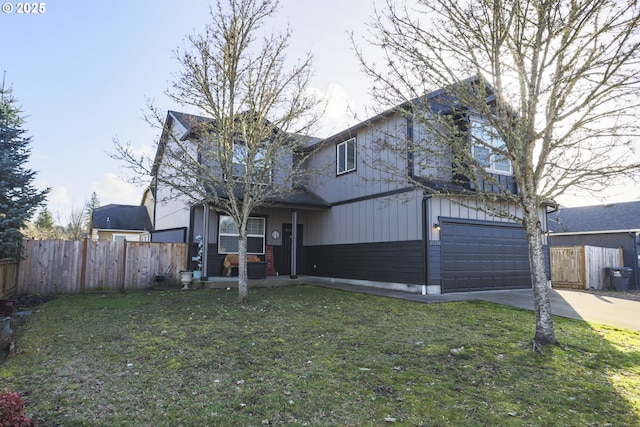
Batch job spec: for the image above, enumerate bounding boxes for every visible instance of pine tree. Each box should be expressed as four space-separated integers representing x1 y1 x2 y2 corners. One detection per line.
34 206 55 231
84 191 100 231
0 85 49 259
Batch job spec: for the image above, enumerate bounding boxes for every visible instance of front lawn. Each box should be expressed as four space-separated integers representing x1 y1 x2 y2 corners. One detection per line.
1 285 639 426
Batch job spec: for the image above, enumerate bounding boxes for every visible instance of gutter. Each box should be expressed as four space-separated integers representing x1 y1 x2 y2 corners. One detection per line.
550 229 640 237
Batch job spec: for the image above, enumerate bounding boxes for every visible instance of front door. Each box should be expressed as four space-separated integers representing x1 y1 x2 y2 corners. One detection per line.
282 223 303 275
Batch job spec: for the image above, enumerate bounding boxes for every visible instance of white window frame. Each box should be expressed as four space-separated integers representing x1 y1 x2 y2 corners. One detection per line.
336 137 356 175
470 118 512 175
218 215 266 254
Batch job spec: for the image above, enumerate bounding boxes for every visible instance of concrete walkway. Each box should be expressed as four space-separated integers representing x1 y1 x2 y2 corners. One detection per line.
312 282 640 332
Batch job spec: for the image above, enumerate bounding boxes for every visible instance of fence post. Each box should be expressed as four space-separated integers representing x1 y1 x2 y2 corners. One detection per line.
80 238 88 294
1 260 6 297
580 245 587 289
121 240 128 292
619 246 624 266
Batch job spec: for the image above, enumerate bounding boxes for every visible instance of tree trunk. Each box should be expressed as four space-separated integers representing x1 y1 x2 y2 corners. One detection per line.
523 208 557 345
237 232 249 302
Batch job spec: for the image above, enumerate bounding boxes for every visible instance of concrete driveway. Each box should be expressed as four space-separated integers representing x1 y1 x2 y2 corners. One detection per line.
433 288 640 332
314 283 640 332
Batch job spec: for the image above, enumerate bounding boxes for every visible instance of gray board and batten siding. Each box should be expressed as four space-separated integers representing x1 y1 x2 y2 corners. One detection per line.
302 116 426 284
301 113 542 292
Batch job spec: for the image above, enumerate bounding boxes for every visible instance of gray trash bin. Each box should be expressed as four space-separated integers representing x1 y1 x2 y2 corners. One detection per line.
606 267 633 291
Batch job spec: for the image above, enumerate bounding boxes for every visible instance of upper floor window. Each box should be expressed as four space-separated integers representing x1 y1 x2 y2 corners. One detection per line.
470 119 512 174
337 137 356 175
231 143 269 182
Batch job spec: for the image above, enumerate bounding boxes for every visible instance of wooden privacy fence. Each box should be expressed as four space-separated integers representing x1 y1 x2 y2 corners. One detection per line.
14 239 187 295
550 245 622 290
1 259 19 298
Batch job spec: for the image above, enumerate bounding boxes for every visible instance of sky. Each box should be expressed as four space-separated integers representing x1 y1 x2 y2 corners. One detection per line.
2 0 639 224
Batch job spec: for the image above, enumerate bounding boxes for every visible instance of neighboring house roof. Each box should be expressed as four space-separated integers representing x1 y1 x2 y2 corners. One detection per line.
548 201 640 233
92 204 153 231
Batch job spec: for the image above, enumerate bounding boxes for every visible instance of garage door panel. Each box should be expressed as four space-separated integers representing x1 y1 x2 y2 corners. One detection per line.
441 221 531 293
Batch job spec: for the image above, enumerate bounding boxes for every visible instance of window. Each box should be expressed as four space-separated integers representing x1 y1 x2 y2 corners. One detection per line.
470 119 512 174
336 137 356 175
231 143 269 182
232 143 248 179
218 215 266 254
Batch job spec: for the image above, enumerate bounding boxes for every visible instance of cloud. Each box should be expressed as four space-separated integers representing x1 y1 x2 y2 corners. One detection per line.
93 172 145 207
35 180 76 223
309 83 368 138
44 185 74 221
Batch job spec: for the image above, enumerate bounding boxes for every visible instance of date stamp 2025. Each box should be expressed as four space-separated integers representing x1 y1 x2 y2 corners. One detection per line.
2 3 46 14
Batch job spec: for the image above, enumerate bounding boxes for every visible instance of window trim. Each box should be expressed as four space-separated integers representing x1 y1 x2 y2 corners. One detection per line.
336 137 356 175
217 215 266 255
470 118 512 175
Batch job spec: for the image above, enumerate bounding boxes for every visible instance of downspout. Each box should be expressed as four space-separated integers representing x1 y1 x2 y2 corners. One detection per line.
202 204 210 279
290 209 298 279
543 202 559 281
422 195 432 295
188 206 196 270
152 176 158 240
634 232 639 291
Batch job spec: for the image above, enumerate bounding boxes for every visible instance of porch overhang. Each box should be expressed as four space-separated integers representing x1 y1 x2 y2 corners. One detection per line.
203 186 331 211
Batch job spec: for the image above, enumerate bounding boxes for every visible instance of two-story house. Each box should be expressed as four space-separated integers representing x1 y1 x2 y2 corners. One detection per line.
150 85 551 294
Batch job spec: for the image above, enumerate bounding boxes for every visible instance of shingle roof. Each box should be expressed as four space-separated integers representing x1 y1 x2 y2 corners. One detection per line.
548 201 640 233
210 186 330 210
306 75 493 150
264 187 330 209
169 110 213 138
92 204 152 231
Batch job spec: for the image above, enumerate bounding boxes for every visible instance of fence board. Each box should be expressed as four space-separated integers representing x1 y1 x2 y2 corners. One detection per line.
0 259 19 297
551 245 622 289
585 245 623 291
12 239 187 295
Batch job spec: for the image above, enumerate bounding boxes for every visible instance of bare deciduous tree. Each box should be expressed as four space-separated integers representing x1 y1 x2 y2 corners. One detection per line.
64 205 88 241
113 0 322 301
355 0 640 345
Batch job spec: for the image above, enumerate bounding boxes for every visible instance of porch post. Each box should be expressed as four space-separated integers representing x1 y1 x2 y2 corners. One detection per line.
202 204 209 279
290 209 298 279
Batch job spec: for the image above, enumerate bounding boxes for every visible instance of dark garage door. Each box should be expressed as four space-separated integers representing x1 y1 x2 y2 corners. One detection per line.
440 219 531 293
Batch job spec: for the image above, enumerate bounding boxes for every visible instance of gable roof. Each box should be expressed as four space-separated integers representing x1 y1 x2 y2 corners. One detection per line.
92 204 152 231
151 111 213 176
548 201 640 233
169 110 213 139
152 111 322 174
306 75 494 150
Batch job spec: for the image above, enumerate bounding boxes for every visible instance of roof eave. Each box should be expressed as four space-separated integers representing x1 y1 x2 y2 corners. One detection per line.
549 229 640 236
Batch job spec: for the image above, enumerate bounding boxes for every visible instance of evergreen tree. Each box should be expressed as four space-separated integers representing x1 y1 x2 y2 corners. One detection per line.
0 85 49 259
34 206 54 231
84 191 100 230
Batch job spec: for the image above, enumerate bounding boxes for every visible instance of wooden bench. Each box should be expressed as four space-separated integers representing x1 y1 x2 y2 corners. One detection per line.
222 254 266 279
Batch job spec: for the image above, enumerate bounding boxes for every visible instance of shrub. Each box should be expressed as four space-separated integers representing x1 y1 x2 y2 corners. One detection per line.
0 390 31 427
